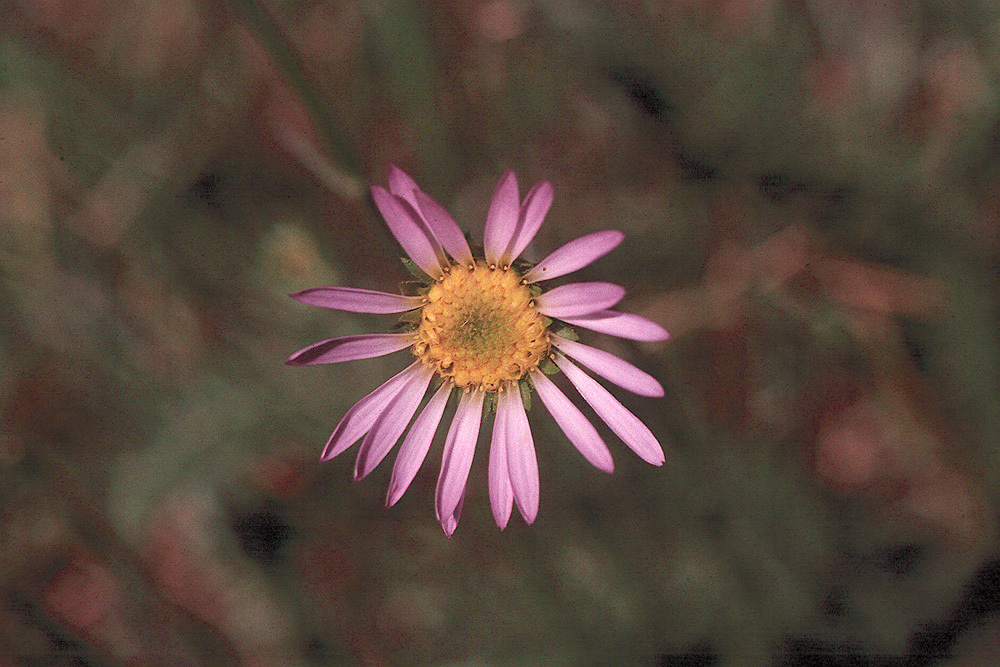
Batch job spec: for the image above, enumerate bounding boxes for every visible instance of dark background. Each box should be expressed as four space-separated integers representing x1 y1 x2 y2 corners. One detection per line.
3 0 1000 664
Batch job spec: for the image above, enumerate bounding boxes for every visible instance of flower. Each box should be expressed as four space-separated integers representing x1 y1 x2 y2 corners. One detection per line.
286 167 669 535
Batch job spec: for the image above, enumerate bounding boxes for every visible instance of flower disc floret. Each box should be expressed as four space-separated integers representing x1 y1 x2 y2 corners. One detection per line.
414 261 549 391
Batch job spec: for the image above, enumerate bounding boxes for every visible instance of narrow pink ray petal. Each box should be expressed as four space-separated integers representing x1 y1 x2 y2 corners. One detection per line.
550 334 664 397
435 390 485 530
387 164 421 206
483 171 520 266
371 185 444 279
534 282 626 319
383 168 453 267
290 286 423 314
522 230 624 283
553 354 665 466
414 190 475 266
355 365 435 480
386 381 453 507
285 333 415 366
321 361 421 461
488 391 513 529
529 370 614 473
503 180 553 265
504 385 539 524
559 310 670 342
439 491 465 537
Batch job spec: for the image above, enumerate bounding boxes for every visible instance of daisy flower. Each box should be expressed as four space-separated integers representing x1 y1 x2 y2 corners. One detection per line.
287 167 669 535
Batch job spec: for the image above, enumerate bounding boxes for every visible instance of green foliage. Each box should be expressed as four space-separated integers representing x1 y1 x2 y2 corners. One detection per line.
553 326 578 342
538 357 560 376
400 256 433 283
519 379 532 413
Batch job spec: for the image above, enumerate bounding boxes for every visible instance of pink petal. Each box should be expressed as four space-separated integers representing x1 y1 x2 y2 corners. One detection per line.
386 381 453 507
504 386 538 524
415 190 475 266
435 390 485 531
387 164 421 206
440 492 465 537
559 310 670 342
550 334 664 397
483 171 520 266
354 365 435 480
553 354 665 466
529 370 614 473
534 282 626 318
290 286 423 314
488 391 513 529
522 230 624 283
321 361 422 461
285 333 415 366
371 185 444 279
503 180 553 265
380 165 456 266
383 168 453 268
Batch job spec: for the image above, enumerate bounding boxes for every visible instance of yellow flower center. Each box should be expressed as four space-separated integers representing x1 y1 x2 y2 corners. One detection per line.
413 261 550 392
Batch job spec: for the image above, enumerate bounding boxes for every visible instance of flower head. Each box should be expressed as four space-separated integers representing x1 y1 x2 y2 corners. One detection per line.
287 167 669 535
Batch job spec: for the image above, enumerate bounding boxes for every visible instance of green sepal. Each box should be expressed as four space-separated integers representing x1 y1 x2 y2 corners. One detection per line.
518 380 532 412
468 238 485 260
553 326 578 341
395 309 422 326
399 280 429 296
538 357 560 376
542 317 553 329
400 256 433 283
484 390 498 414
529 284 543 298
512 257 535 273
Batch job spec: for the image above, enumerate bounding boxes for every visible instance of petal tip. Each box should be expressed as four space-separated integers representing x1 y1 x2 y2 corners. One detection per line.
593 452 615 473
284 347 315 366
637 319 670 342
519 507 538 525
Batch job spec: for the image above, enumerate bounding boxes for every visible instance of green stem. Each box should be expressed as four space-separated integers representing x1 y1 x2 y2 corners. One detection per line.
225 0 362 180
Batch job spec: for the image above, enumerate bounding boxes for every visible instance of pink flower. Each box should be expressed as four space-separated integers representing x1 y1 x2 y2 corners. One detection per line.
287 167 669 535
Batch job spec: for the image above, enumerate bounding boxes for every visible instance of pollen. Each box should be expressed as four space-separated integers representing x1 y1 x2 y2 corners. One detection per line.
413 261 550 392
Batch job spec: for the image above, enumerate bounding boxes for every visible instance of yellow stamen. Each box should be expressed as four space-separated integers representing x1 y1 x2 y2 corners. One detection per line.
413 261 550 392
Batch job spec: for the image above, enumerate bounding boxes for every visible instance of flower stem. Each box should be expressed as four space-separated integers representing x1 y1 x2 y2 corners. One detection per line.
225 0 362 181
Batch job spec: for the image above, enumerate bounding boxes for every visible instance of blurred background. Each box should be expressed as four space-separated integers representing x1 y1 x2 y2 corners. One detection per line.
3 0 1000 664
